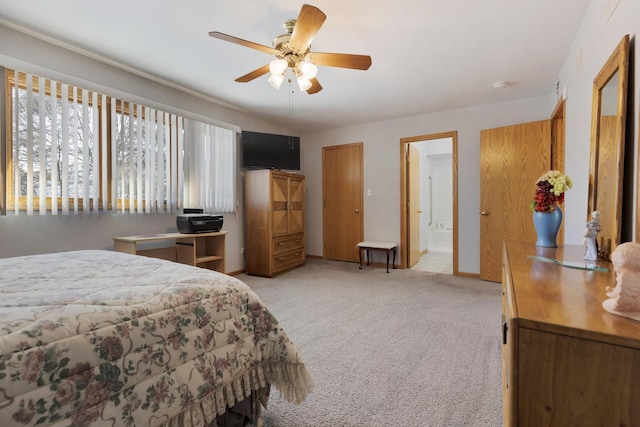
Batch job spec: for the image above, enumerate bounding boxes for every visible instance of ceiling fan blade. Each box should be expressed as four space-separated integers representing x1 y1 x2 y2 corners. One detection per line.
209 31 277 55
235 64 271 82
289 4 326 52
306 78 322 94
310 52 372 70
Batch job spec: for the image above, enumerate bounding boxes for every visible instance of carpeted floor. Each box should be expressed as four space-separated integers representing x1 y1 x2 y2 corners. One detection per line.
238 258 503 427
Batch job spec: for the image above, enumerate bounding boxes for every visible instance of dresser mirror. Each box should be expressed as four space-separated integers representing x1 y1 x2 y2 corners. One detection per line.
588 34 629 258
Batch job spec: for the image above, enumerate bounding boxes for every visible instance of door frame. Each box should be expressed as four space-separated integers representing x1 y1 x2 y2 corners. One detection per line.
551 97 566 246
400 131 458 274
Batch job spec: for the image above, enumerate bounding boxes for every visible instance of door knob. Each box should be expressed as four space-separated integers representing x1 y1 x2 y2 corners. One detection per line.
418 210 423 214
355 209 360 213
480 211 489 216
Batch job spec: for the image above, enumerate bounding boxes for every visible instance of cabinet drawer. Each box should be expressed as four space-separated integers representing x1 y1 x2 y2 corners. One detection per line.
273 248 305 272
272 234 304 254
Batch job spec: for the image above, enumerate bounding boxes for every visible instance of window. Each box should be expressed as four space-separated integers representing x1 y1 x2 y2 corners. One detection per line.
3 69 236 215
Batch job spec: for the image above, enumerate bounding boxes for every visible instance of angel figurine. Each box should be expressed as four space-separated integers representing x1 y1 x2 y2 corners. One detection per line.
602 242 640 320
583 210 601 261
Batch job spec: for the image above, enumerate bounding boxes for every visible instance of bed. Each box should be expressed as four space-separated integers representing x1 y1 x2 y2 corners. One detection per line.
0 250 313 426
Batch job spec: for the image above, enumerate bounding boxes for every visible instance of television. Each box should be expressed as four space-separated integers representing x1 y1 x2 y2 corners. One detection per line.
241 130 300 171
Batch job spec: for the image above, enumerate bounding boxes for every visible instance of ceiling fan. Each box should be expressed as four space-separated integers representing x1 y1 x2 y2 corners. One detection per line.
209 4 372 95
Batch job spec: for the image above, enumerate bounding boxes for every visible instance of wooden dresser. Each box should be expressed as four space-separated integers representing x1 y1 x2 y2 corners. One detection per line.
502 241 640 427
244 170 305 277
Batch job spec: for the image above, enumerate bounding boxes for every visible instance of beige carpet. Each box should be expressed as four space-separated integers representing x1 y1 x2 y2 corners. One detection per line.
238 258 503 427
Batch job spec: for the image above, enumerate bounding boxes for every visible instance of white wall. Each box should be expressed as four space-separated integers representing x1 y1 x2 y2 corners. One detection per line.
0 24 290 273
302 0 640 276
301 96 553 275
556 0 640 245
4 0 639 277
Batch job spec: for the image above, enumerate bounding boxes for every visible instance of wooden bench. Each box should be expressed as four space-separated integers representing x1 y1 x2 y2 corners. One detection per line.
357 241 397 273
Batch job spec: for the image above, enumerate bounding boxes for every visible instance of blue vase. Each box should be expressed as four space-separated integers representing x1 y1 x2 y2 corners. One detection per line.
533 205 562 247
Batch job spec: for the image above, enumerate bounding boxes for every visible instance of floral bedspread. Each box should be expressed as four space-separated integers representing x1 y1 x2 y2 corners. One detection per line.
0 250 312 427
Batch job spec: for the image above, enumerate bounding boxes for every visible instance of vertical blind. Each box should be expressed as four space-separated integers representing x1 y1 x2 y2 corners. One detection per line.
183 119 236 213
8 70 236 215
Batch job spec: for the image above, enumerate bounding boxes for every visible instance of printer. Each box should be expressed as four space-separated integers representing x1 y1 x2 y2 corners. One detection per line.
177 214 223 234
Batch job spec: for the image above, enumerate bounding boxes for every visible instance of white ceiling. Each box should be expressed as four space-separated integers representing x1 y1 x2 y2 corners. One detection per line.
0 0 591 133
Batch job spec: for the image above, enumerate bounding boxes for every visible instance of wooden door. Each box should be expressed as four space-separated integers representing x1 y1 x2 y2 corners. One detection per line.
272 174 289 236
480 120 550 282
288 175 304 234
408 144 421 267
323 143 363 262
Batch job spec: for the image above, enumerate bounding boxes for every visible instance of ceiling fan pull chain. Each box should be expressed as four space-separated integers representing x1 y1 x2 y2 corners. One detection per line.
289 79 295 141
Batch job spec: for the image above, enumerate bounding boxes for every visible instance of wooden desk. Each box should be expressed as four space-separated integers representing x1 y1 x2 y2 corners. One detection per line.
113 231 226 273
502 241 640 426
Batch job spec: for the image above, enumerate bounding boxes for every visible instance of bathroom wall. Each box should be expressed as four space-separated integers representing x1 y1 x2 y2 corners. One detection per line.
425 153 453 252
414 137 453 253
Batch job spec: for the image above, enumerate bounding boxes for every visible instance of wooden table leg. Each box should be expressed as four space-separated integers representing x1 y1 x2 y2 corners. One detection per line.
392 247 397 270
385 249 390 273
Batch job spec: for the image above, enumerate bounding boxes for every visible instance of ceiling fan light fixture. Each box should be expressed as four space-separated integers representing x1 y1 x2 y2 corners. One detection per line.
268 72 285 89
209 4 372 95
269 59 288 76
296 74 312 91
298 60 318 79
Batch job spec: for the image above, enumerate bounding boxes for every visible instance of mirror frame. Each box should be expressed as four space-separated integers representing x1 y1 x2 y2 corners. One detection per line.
588 34 629 258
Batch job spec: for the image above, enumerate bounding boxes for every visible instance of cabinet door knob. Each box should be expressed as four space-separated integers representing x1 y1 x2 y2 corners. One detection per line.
480 211 489 216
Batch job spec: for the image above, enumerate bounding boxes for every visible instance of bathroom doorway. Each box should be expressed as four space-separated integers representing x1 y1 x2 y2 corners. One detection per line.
400 132 457 275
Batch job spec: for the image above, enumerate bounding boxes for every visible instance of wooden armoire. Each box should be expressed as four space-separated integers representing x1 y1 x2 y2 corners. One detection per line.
244 170 305 277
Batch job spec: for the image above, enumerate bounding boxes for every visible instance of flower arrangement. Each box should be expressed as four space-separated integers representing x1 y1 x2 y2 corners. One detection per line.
531 170 573 213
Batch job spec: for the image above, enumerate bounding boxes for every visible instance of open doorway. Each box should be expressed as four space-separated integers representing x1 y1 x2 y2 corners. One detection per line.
400 132 458 275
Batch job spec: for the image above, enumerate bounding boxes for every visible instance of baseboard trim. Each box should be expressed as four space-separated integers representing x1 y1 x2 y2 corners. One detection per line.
456 271 480 279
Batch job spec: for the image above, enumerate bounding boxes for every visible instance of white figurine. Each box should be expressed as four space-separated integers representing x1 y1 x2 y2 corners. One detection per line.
602 242 640 320
583 210 601 261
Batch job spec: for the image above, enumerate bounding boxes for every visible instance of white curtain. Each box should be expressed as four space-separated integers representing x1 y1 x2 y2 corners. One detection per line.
183 119 236 213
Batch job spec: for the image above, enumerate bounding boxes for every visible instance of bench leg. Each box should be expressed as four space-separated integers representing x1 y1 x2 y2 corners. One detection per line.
358 248 363 269
392 248 396 270
386 249 390 273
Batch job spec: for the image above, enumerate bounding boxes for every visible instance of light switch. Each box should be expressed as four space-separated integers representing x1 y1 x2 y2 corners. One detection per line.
367 188 372 196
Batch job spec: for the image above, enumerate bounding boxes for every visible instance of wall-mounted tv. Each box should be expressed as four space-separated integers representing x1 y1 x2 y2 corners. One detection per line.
241 130 300 171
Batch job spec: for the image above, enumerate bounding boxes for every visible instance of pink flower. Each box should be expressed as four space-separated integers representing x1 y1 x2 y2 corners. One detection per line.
71 404 102 427
20 349 45 383
99 336 124 360
83 382 110 408
12 400 36 424
69 362 94 385
153 378 170 404
55 381 77 405
169 334 183 351
118 323 131 339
